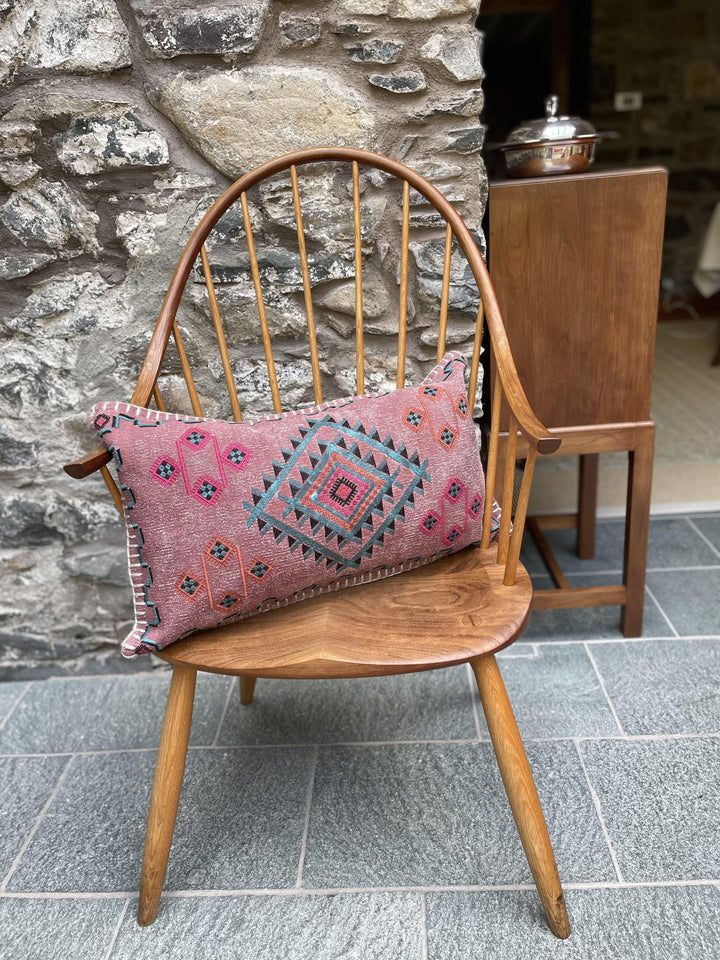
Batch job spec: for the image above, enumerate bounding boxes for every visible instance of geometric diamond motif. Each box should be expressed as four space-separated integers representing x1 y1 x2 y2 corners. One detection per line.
439 427 455 447
151 456 179 486
179 575 200 597
218 593 239 608
248 559 271 580
469 494 482 516
405 410 423 427
243 413 430 572
223 443 251 470
182 428 209 448
445 479 464 501
193 478 220 504
421 510 440 533
207 539 231 561
444 526 462 544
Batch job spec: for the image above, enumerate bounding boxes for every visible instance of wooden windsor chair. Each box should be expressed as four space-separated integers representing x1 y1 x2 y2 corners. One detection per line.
64 147 569 938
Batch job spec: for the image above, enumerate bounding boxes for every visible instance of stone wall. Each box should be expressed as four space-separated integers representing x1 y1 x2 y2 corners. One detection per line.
590 0 720 297
0 0 487 676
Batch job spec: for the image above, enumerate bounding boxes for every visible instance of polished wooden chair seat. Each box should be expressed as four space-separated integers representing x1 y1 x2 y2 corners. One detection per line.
65 147 570 940
157 546 533 679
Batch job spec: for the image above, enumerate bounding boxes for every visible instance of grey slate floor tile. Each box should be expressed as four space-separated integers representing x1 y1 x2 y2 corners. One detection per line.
425 885 720 960
474 646 621 740
7 747 313 892
110 893 422 960
689 515 720 554
646 569 720 636
0 897 126 960
0 672 232 754
302 741 616 888
589 637 720 735
0 682 28 723
217 667 476 745
521 575 669 641
0 755 69 881
521 517 719 577
579 738 720 881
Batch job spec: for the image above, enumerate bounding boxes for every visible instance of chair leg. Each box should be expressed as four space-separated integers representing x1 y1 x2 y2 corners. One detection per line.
471 654 571 939
621 425 654 638
240 676 257 705
577 454 599 559
138 663 197 926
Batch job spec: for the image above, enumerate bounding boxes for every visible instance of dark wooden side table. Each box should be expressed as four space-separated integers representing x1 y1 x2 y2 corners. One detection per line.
488 166 668 636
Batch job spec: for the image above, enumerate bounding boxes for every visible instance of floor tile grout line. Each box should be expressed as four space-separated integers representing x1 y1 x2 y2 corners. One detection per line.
420 892 429 960
0 682 31 732
644 584 680 638
573 739 625 884
211 677 237 748
532 563 720 578
466 663 484 742
686 517 720 560
532 634 719 646
583 643 627 737
1 730 719 761
102 898 130 960
295 746 319 888
4 879 719 900
0 754 75 893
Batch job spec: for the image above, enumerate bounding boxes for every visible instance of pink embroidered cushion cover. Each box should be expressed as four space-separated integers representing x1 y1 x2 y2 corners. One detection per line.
91 351 490 658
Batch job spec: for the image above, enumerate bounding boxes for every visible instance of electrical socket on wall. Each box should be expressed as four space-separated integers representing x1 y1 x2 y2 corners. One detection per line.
614 91 643 111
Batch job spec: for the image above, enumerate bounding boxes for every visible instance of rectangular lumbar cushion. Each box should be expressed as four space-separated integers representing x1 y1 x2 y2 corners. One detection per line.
91 351 490 657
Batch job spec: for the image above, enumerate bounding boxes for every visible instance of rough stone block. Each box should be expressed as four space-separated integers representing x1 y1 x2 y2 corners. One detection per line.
55 113 170 175
151 67 375 178
0 157 41 188
315 272 390 318
279 12 321 47
0 180 99 256
133 2 269 58
345 38 403 63
343 0 478 19
0 0 132 83
421 28 483 81
0 119 39 158
368 70 427 93
0 252 55 280
442 125 486 154
411 88 483 119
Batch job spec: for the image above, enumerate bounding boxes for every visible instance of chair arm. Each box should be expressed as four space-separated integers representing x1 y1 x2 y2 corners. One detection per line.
63 445 111 479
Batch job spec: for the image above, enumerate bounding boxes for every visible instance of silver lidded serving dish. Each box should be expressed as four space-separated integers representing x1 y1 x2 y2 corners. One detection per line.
497 95 599 178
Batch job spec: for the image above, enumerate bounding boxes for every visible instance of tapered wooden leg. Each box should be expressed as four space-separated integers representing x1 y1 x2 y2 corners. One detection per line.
621 425 654 638
138 664 196 926
240 676 256 705
577 454 599 559
472 654 571 939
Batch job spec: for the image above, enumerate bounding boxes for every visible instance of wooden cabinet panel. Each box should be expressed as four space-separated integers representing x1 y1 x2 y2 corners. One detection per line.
489 167 667 428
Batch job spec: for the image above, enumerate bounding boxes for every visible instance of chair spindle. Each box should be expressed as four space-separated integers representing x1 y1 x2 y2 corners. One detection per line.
496 413 519 566
152 383 166 412
503 447 537 586
100 464 124 516
468 300 485 415
291 165 322 405
241 190 282 413
480 364 503 550
200 245 243 422
436 223 453 361
352 160 364 394
397 179 410 388
171 321 203 416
